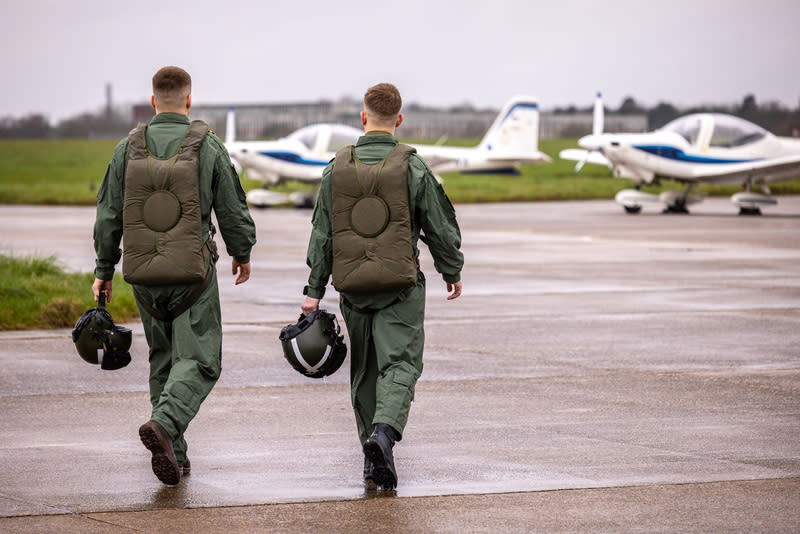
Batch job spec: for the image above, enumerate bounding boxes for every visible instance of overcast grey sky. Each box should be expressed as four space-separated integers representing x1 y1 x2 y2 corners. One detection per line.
2 0 798 121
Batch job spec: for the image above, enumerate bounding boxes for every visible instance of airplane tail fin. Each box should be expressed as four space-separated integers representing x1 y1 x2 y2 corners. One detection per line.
226 108 236 144
477 96 544 161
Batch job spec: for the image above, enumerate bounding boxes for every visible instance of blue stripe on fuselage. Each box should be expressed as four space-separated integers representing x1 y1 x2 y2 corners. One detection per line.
500 102 538 124
633 145 761 164
258 151 329 166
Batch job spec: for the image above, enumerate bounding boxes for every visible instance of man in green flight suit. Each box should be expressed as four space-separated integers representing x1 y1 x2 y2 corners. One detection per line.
301 82 464 491
92 66 256 486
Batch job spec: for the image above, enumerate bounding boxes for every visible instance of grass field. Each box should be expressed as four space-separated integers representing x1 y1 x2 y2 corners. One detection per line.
4 138 797 206
0 139 118 204
0 254 139 331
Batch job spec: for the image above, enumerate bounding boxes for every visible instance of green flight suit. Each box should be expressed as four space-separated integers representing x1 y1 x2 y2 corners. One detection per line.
94 113 256 462
305 132 463 444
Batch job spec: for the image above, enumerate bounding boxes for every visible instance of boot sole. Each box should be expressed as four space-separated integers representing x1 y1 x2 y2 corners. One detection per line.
363 440 397 490
139 424 180 485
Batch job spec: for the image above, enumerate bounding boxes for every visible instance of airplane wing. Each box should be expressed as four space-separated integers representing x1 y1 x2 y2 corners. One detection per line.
686 154 800 185
416 152 454 170
559 148 612 168
232 150 326 185
416 145 550 175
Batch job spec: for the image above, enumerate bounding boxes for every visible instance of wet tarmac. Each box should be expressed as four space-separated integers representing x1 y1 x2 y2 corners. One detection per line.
1 198 799 532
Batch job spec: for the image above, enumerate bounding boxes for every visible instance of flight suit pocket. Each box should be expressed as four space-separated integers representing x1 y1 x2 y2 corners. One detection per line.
389 365 418 403
170 381 200 412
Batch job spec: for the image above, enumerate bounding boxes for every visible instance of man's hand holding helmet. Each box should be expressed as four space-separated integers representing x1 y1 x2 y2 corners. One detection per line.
301 296 320 316
93 278 113 302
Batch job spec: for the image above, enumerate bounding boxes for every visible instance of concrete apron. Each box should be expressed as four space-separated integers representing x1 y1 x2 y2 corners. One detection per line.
0 198 798 531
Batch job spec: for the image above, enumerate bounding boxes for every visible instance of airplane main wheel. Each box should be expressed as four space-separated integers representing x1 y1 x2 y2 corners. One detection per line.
738 207 762 216
662 205 689 214
623 205 642 214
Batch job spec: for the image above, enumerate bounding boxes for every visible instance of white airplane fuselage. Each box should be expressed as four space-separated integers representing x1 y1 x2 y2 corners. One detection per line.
225 96 550 207
562 111 800 214
227 123 360 186
593 129 800 186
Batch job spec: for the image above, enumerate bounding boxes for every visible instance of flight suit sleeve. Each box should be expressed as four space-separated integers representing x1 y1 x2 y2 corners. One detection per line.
93 140 128 280
413 157 464 283
211 140 257 263
304 164 334 299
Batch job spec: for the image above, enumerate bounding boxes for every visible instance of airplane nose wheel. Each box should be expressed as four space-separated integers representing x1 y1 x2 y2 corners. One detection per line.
661 185 695 214
624 205 642 214
662 203 690 214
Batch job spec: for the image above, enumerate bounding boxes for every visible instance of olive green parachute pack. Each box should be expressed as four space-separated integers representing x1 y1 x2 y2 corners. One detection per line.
122 120 213 286
330 144 418 294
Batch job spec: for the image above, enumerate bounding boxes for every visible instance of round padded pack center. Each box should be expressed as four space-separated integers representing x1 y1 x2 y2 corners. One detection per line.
142 190 182 232
350 195 389 238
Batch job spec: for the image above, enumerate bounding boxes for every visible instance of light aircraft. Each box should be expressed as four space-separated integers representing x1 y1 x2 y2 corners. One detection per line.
225 95 551 207
559 94 800 215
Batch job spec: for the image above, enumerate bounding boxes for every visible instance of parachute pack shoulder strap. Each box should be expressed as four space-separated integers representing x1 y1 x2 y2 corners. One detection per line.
335 144 354 162
127 123 149 160
176 120 210 162
126 120 207 162
393 143 417 158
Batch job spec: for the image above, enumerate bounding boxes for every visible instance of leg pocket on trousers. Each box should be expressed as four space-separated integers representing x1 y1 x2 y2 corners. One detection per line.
170 381 199 410
390 366 418 402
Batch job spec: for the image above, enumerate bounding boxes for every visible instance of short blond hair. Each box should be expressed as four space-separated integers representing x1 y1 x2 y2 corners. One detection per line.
152 66 191 109
364 83 402 123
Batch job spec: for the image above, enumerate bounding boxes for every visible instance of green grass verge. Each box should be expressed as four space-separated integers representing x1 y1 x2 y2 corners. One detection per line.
0 254 139 330
4 138 798 206
0 139 118 205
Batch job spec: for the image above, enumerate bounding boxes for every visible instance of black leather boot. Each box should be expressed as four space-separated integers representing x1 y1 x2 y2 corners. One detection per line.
362 423 400 490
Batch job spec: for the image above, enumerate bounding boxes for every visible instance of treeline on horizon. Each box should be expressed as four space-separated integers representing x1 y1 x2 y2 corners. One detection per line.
2 94 799 139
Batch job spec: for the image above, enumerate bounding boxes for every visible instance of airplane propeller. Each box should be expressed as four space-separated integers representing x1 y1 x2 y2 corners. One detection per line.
592 91 604 136
573 92 605 172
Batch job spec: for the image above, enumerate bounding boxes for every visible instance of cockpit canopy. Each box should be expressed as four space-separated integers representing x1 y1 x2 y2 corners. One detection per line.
659 115 704 145
287 124 362 152
659 114 767 148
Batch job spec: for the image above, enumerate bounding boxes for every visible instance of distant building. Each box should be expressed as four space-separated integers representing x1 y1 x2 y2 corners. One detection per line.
132 100 361 138
541 112 648 139
132 99 647 140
